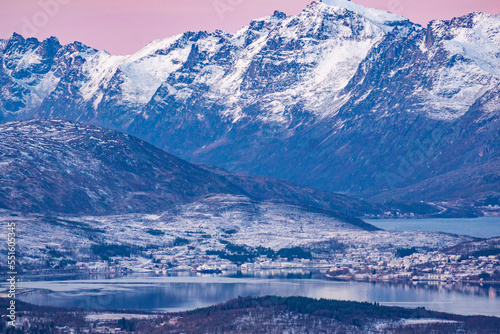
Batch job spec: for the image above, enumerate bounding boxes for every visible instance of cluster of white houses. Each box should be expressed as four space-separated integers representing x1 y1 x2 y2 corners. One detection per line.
71 244 499 285
328 250 499 283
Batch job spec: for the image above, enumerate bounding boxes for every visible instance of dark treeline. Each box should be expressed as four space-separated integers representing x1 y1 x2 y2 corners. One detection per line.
206 243 312 264
1 296 499 333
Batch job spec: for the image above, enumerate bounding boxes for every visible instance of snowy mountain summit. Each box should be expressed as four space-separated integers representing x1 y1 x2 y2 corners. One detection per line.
0 1 498 209
321 0 409 27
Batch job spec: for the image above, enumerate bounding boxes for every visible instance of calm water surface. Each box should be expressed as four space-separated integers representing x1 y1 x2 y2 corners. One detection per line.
13 271 500 317
366 217 500 238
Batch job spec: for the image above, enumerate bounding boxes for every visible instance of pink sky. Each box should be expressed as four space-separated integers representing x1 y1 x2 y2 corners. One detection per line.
0 0 499 55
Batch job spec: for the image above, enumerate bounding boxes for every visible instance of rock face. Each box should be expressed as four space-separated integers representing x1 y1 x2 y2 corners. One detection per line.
0 0 498 206
0 119 381 219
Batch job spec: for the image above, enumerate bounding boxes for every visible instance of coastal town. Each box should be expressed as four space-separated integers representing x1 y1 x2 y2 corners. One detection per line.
326 249 499 283
71 242 500 286
2 204 498 286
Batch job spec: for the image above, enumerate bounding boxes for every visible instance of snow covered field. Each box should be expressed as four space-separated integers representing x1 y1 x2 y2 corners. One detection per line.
0 195 474 273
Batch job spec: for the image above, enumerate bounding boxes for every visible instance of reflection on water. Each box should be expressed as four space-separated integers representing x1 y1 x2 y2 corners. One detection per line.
12 270 500 317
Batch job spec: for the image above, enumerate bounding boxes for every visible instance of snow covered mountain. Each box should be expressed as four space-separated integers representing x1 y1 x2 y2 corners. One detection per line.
0 0 498 208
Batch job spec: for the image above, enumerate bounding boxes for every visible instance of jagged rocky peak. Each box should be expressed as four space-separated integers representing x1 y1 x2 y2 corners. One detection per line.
317 0 410 27
439 11 499 30
427 11 500 48
273 10 287 20
4 33 61 53
3 33 36 58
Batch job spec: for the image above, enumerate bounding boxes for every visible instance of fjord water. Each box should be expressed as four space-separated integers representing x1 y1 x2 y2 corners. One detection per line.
365 217 500 238
13 218 500 317
15 272 500 317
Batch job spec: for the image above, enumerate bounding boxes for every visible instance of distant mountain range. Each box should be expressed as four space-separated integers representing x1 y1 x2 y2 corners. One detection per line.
0 0 498 213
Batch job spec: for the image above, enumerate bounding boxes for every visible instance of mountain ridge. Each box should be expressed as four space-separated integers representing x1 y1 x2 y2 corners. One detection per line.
0 119 386 227
0 1 498 211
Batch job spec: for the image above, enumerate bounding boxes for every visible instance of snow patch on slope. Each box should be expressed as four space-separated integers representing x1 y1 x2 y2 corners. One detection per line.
197 1 411 123
419 13 500 120
321 0 409 29
80 34 191 108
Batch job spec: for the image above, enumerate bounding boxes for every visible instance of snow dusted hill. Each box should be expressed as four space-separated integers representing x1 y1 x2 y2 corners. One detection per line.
0 194 473 272
0 119 384 220
0 0 498 208
0 119 247 214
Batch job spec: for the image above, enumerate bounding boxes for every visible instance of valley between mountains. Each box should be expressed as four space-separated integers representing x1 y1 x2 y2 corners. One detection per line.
0 120 497 284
